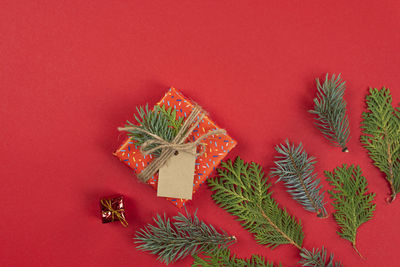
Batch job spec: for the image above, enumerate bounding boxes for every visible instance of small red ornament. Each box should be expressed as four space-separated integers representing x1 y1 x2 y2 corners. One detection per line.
100 196 128 227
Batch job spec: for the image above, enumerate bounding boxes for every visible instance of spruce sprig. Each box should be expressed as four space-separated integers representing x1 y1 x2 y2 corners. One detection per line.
208 156 304 249
309 73 350 152
361 87 400 202
325 164 375 258
192 247 278 267
158 105 185 136
122 104 183 157
134 210 236 265
271 140 327 218
299 247 343 267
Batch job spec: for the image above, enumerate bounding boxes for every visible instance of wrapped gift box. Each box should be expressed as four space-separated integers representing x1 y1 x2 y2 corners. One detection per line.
113 87 237 208
100 195 128 227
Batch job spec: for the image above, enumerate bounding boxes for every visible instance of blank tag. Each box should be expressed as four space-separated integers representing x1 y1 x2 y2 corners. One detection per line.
157 147 196 199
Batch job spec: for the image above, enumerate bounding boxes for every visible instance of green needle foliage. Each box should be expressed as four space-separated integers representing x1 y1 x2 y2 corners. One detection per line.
122 104 184 157
192 247 278 267
208 156 304 250
158 105 185 136
271 140 327 218
325 164 376 258
309 73 350 152
299 247 342 267
361 87 400 202
134 210 236 265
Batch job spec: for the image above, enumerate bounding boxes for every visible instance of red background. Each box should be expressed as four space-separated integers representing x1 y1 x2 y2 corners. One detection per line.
1 1 400 266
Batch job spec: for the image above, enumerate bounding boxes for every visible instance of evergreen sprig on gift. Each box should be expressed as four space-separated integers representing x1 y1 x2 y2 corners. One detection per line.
361 87 400 202
309 73 350 152
134 210 236 265
192 247 278 267
299 247 343 267
325 164 375 258
208 157 304 249
122 104 184 156
271 140 327 218
158 105 185 136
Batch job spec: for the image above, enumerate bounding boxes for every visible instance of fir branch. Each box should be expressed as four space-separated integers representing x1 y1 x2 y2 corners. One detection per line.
271 140 327 218
299 247 343 267
325 164 376 258
122 104 183 157
192 247 278 267
157 105 185 135
309 73 350 152
134 210 236 265
361 87 400 202
208 156 304 250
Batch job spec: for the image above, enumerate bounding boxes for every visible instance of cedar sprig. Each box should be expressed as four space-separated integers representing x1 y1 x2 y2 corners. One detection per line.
122 104 183 157
208 157 341 264
299 247 343 267
361 87 400 202
208 156 304 249
271 140 327 218
325 164 375 258
192 247 278 267
309 73 350 152
134 209 236 265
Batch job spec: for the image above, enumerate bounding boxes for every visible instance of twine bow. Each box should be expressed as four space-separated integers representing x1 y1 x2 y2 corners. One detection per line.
118 105 226 183
100 199 129 227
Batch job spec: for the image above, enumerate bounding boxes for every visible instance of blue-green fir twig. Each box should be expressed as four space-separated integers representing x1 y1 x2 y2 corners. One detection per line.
299 247 343 267
309 73 350 152
271 140 327 218
134 209 236 265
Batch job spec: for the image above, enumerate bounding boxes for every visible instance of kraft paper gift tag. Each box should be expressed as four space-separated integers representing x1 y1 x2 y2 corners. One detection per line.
157 147 196 199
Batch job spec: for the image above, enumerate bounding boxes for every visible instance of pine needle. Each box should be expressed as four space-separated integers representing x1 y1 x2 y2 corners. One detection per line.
208 157 304 250
325 164 375 258
271 140 327 218
122 104 183 157
192 247 278 267
299 247 343 267
309 73 350 152
361 87 400 202
134 209 236 265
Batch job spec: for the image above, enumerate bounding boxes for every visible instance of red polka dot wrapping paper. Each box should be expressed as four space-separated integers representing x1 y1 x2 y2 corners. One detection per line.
113 87 237 208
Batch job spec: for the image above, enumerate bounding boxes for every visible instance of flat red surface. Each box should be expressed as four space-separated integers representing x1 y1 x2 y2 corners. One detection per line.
1 1 399 266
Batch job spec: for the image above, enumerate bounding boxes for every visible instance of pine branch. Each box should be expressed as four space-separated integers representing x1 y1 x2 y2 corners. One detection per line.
309 73 350 152
208 156 304 250
122 104 183 157
192 247 278 267
134 210 236 265
361 87 400 202
299 247 343 267
325 164 376 258
271 140 327 218
158 105 185 136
